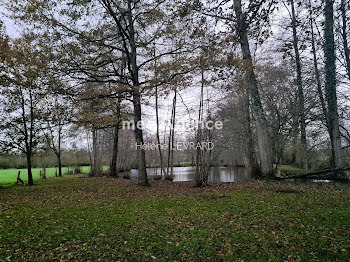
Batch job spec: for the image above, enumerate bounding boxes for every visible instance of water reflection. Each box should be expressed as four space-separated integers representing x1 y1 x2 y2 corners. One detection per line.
282 178 349 184
123 167 350 184
124 166 253 183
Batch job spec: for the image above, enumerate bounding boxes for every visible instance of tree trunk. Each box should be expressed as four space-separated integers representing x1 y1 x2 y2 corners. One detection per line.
110 94 121 178
57 122 62 177
127 0 148 186
91 127 101 176
154 44 166 178
324 0 342 168
58 153 62 177
245 86 259 174
110 124 120 177
195 69 206 187
341 0 350 80
170 88 177 178
233 0 273 177
166 91 176 178
155 87 165 178
19 86 34 185
26 154 33 185
308 0 328 128
290 0 307 170
133 90 149 186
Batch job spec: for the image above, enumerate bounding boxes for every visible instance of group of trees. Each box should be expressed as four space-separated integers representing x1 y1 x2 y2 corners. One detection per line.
0 0 350 186
214 0 350 172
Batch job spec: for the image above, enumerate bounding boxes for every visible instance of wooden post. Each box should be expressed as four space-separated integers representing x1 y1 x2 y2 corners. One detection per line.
16 171 24 185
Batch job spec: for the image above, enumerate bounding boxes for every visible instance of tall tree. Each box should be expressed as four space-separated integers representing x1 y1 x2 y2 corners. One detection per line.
196 0 276 176
289 0 307 170
324 0 342 168
308 0 328 128
340 0 350 80
233 0 273 176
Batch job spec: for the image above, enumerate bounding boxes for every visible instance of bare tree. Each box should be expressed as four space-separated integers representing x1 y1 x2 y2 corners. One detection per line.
324 0 342 168
340 0 350 80
289 0 308 170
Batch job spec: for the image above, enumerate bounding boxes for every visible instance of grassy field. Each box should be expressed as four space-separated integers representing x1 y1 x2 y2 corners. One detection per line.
0 177 349 261
0 167 90 185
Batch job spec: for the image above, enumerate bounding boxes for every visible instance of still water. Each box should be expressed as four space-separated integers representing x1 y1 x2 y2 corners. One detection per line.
123 166 350 184
124 166 253 182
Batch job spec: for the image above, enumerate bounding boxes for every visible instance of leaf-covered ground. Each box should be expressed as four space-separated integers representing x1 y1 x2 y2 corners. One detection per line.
0 176 349 261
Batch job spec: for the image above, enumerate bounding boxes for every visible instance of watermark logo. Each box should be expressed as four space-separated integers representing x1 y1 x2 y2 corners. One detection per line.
135 141 215 151
122 119 223 131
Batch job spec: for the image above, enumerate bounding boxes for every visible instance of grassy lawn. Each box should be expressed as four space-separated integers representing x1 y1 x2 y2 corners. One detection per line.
0 177 349 261
0 167 91 186
275 165 305 176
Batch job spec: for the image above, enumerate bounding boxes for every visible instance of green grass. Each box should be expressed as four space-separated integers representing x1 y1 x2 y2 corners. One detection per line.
0 166 90 185
0 177 349 261
148 162 194 168
175 161 193 167
276 165 305 176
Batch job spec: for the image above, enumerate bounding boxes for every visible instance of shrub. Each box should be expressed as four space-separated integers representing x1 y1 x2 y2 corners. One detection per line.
153 175 162 181
164 175 174 181
122 173 130 179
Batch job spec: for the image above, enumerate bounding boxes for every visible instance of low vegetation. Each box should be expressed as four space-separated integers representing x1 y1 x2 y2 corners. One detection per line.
0 176 349 261
278 165 305 176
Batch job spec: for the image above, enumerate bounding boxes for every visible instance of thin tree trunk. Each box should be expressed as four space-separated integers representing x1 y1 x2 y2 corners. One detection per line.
19 86 33 185
166 105 173 176
154 44 166 178
324 0 342 168
309 0 329 127
201 88 212 186
341 0 350 80
155 86 166 178
195 69 205 187
166 92 176 177
170 88 177 178
87 131 93 173
110 125 120 177
58 153 62 177
110 95 121 178
290 0 307 170
233 0 273 177
26 154 33 185
58 123 62 177
92 128 97 175
91 128 102 176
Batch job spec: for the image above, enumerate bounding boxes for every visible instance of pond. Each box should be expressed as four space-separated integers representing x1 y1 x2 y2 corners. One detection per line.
282 178 350 185
122 166 350 184
124 166 253 182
